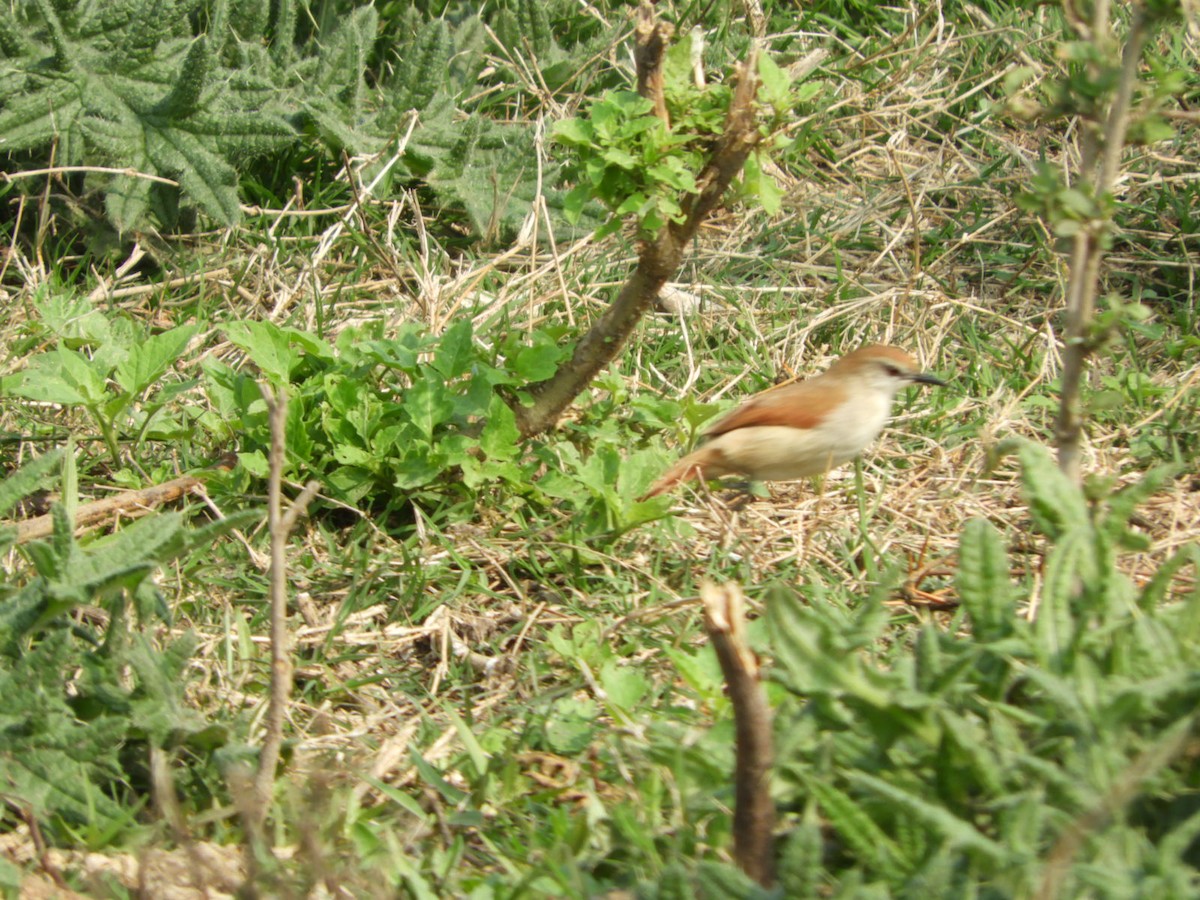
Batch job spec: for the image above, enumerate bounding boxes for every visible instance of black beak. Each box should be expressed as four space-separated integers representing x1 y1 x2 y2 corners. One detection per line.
909 372 947 387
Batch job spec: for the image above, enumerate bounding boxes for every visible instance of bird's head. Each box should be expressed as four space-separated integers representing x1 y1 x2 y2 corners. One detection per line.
829 344 945 396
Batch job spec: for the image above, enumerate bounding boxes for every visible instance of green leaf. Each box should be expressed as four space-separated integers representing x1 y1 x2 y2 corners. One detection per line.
113 324 200 396
543 696 597 755
480 395 520 461
0 449 63 521
403 378 456 440
1035 527 1091 668
433 320 475 379
805 775 907 878
957 518 1015 641
757 52 792 112
512 334 564 381
551 117 595 147
845 771 1010 862
1006 440 1090 538
224 321 302 384
106 171 154 234
599 660 650 715
7 345 110 406
155 36 211 119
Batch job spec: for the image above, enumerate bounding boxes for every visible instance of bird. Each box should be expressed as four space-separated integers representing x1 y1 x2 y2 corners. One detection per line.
639 345 945 500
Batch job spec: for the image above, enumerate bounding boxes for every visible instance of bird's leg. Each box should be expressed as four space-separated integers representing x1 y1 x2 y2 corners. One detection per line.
714 479 770 510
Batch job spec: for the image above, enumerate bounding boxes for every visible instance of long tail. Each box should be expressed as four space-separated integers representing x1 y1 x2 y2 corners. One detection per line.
639 446 727 500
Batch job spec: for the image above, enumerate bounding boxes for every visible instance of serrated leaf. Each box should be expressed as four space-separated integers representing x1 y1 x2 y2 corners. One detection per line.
402 378 455 440
480 395 520 461
1035 527 1091 667
433 320 475 379
105 171 154 234
155 35 210 119
957 518 1015 641
846 771 1010 862
0 449 63 520
7 345 109 406
224 321 301 384
113 324 200 395
805 775 907 878
1011 440 1090 538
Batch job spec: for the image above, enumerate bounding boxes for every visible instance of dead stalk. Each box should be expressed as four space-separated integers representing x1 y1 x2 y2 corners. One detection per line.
700 579 776 888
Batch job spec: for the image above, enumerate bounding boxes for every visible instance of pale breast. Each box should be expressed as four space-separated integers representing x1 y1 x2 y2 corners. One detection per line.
705 391 893 481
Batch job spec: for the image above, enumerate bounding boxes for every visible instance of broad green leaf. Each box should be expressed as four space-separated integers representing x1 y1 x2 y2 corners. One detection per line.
393 443 446 489
106 171 154 235
599 660 650 714
224 321 301 384
114 324 200 395
402 378 455 440
543 696 597 755
480 395 520 461
508 336 559 384
7 345 108 406
550 117 594 146
433 319 475 379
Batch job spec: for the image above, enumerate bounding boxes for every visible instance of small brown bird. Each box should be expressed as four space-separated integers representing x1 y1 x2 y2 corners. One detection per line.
640 345 945 499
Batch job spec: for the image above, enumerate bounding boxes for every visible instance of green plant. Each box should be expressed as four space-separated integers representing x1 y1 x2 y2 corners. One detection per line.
203 318 668 537
0 293 200 467
764 441 1199 896
0 0 295 231
0 445 251 843
553 44 801 239
0 0 574 241
206 318 530 502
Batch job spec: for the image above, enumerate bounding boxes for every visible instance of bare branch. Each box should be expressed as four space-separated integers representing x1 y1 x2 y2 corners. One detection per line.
635 1 673 125
11 472 204 543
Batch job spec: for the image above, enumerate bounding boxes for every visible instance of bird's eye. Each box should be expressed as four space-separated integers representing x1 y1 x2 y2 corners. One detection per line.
882 364 903 377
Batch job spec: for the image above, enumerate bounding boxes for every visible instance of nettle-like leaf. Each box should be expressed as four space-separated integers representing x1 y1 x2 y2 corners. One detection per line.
0 0 295 231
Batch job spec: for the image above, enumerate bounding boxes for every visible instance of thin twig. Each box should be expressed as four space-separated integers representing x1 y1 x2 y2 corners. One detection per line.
1055 5 1151 481
250 384 319 830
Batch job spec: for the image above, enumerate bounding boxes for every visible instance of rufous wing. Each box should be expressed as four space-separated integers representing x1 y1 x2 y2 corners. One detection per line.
702 379 847 436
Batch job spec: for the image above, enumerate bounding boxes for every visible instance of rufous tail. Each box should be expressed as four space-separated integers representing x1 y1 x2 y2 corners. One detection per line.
639 446 725 500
